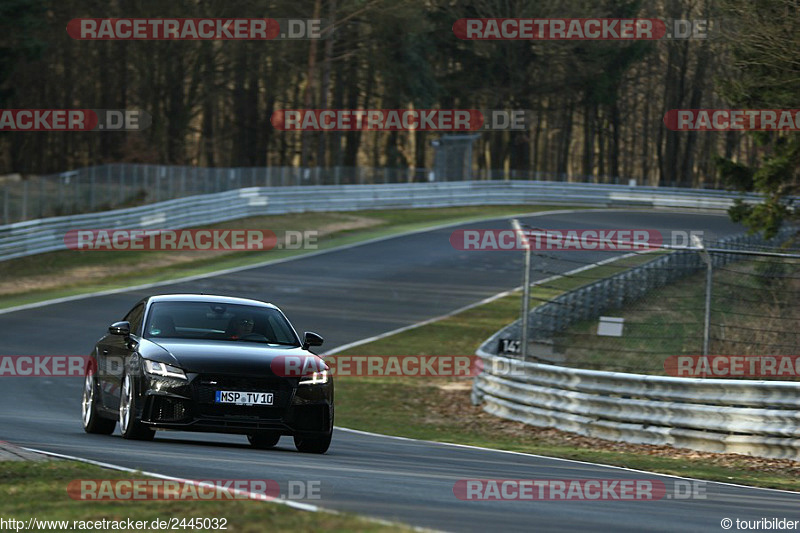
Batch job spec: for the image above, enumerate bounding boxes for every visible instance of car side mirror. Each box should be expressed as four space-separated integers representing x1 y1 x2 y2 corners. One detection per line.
109 321 131 336
302 331 324 349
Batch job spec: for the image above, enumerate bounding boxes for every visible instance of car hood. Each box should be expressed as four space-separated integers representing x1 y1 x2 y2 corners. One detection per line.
138 338 316 375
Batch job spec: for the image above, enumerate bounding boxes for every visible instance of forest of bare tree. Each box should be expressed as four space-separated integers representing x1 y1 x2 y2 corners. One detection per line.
0 0 796 195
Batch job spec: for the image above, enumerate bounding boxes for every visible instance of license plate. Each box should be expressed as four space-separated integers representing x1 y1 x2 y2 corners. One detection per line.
215 391 273 406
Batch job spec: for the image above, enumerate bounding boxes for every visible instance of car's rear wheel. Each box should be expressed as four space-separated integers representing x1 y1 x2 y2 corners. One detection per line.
248 432 281 449
119 373 155 441
293 431 332 454
82 369 115 435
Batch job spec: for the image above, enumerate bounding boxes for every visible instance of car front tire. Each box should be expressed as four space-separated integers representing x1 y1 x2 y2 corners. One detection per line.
119 373 156 441
82 368 116 435
293 431 332 454
248 432 281 449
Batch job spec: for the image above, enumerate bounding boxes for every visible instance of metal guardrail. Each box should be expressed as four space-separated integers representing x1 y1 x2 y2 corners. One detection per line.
472 227 800 460
0 180 765 262
0 162 739 224
471 353 800 458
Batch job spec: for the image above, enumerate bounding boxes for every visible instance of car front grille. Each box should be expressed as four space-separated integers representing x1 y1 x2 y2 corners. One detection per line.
194 374 294 419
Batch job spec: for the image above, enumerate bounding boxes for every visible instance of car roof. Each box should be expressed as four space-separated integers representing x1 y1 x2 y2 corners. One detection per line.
147 294 279 310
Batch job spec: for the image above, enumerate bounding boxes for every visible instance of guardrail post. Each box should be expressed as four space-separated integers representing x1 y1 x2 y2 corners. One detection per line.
692 235 713 357
90 166 95 210
512 219 531 361
105 165 111 207
3 185 8 225
22 180 28 220
703 256 713 356
58 174 63 211
180 166 186 197
119 166 124 205
39 176 45 218
73 171 79 214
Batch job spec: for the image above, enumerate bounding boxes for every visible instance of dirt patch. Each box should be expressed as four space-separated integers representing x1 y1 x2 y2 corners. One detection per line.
0 255 209 296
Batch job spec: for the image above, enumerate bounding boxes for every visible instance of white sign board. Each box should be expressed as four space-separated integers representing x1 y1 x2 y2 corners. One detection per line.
598 316 624 337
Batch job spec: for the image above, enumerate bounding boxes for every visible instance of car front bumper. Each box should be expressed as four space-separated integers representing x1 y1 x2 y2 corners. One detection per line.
139 372 333 436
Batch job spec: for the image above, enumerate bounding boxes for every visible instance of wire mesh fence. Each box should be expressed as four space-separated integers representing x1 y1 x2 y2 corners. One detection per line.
507 227 800 378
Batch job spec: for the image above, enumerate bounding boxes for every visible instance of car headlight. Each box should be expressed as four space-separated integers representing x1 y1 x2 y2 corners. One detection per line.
299 370 328 385
144 360 187 380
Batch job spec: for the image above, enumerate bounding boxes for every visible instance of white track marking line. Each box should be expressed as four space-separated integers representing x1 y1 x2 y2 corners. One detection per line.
335 428 800 496
20 446 441 532
324 253 635 355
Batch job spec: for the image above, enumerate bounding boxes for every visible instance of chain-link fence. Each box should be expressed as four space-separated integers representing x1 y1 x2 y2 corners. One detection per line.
504 226 800 377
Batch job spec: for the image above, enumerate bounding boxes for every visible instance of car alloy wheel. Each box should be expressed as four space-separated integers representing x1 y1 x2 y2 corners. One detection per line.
119 373 155 440
82 369 115 434
119 374 132 432
82 372 94 427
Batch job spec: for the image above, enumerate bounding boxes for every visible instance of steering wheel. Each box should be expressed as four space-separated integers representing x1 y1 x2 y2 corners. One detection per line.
239 333 269 341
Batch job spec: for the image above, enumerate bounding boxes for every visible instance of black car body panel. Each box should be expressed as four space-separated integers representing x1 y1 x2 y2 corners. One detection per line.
86 294 333 443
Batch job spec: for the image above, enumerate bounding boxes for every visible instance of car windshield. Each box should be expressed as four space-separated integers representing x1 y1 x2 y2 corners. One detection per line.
143 301 300 346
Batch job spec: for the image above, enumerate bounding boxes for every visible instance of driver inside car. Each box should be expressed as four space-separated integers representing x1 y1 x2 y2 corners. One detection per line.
227 315 255 340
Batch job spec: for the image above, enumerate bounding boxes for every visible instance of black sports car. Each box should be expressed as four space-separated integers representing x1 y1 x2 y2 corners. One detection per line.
81 294 333 453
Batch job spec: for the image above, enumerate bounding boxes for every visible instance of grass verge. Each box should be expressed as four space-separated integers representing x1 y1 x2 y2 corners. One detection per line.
0 460 405 532
333 254 800 492
559 257 800 373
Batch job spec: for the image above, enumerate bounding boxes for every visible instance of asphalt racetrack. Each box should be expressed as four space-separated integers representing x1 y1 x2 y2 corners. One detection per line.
1 209 798 532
